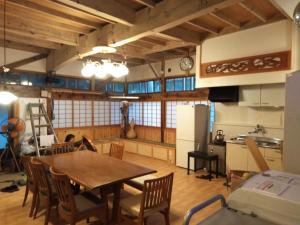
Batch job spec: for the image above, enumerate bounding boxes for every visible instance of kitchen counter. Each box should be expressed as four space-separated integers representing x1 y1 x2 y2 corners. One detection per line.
226 140 282 150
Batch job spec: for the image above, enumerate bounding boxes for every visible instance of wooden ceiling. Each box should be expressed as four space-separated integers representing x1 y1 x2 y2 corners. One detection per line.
0 0 289 69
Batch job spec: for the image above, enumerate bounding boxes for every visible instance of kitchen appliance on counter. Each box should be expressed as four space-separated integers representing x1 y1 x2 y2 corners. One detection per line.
213 130 226 146
176 104 209 169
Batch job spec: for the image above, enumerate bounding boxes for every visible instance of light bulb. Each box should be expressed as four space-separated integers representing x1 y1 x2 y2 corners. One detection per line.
94 63 107 79
0 91 18 105
111 63 129 78
81 62 95 77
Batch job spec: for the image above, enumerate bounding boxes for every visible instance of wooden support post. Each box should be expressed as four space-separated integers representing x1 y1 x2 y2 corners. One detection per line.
160 58 166 143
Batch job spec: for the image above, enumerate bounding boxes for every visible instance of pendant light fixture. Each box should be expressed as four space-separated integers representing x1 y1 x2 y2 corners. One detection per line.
0 0 18 105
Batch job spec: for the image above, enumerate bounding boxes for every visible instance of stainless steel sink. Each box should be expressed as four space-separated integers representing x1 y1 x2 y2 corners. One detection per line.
230 135 283 149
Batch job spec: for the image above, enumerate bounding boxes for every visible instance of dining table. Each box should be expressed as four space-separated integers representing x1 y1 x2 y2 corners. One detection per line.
37 150 156 224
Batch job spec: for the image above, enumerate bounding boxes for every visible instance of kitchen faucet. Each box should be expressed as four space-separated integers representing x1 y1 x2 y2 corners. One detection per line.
248 124 266 135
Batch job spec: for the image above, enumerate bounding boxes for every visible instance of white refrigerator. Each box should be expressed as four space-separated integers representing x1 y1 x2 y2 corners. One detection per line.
176 104 209 168
284 70 300 174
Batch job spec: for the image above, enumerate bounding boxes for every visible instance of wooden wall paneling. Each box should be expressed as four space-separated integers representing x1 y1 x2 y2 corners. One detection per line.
164 128 176 145
138 143 153 157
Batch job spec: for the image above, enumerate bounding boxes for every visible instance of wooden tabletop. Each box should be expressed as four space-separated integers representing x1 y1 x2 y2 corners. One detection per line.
37 151 156 189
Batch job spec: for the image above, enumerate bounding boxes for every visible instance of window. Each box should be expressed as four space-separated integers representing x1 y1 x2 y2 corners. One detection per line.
52 100 73 128
166 76 195 92
94 101 110 126
0 105 9 149
209 103 215 132
128 102 143 125
143 101 161 127
95 81 125 93
110 101 121 125
77 79 91 90
166 100 207 128
128 80 161 94
73 100 92 127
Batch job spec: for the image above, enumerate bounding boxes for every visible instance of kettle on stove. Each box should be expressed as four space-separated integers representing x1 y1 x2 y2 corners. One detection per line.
214 130 225 145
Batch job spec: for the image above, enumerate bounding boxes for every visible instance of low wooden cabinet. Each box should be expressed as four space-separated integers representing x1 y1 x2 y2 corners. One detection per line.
226 143 283 172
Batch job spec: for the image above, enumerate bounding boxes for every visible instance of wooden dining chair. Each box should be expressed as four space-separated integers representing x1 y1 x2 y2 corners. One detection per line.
50 167 108 225
51 142 75 155
120 173 174 225
109 143 124 160
30 161 58 225
21 155 38 217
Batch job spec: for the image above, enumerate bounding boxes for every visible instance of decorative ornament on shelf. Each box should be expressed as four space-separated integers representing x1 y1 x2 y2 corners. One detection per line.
126 118 137 139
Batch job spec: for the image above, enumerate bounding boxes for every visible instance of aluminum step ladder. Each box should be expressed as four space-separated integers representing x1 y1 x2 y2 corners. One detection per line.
27 103 58 156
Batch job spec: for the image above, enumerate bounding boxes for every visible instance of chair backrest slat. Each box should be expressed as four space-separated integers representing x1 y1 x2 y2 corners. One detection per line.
109 143 124 160
21 156 34 184
30 161 52 196
50 167 76 214
141 173 174 211
51 142 75 155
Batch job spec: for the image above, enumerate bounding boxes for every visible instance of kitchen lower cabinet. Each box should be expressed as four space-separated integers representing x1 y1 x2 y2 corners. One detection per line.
226 143 247 171
226 143 283 172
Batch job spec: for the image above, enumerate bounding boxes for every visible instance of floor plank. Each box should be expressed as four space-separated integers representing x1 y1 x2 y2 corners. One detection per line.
0 152 228 225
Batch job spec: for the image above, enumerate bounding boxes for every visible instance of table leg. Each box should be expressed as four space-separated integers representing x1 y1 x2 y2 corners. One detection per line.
209 160 212 181
112 183 122 224
216 158 219 178
187 155 190 175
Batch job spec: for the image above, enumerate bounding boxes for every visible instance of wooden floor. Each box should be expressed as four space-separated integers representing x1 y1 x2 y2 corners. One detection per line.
0 152 228 225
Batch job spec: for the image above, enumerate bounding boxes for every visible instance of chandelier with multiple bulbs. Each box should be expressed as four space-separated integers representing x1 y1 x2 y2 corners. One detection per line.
81 46 129 79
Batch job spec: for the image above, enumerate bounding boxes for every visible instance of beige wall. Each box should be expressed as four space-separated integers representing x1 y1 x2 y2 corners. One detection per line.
196 20 297 88
213 102 284 140
127 55 196 82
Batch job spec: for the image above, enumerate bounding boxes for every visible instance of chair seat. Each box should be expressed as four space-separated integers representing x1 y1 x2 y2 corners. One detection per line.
120 193 168 217
75 191 106 213
126 175 157 190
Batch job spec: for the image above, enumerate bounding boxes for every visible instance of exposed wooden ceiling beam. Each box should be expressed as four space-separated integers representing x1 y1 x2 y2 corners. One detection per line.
238 1 267 23
0 7 91 34
161 27 204 44
0 40 49 54
53 0 136 26
47 0 242 71
1 54 48 69
1 32 62 49
140 37 167 46
151 32 182 41
0 16 78 46
185 21 219 34
8 0 100 29
133 0 156 8
91 54 145 65
209 11 240 29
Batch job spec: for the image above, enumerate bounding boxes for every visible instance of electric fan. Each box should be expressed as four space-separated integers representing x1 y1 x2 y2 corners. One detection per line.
0 118 26 172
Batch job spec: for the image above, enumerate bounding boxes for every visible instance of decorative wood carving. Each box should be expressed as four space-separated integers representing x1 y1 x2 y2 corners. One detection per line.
200 51 291 78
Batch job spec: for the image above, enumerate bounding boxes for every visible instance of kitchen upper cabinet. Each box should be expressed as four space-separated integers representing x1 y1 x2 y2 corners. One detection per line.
239 86 261 107
238 84 285 107
260 84 285 107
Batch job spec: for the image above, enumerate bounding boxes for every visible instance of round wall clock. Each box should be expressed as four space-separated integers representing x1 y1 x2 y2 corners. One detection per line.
180 56 194 72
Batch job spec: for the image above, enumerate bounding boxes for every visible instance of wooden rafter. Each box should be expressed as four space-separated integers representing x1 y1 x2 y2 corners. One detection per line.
161 27 204 44
53 0 136 26
133 0 156 8
47 0 243 71
238 1 267 23
0 40 49 54
1 32 62 49
210 11 240 29
185 21 219 34
8 0 100 29
0 16 78 46
1 54 48 69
